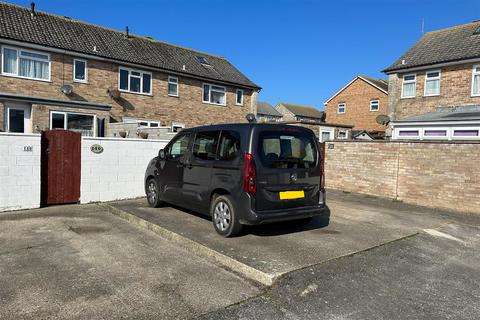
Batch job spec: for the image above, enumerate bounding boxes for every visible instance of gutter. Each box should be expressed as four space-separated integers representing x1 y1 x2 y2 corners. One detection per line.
0 38 262 91
383 56 480 74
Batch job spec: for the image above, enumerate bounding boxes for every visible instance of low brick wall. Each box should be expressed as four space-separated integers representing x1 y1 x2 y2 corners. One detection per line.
0 133 41 211
325 140 480 214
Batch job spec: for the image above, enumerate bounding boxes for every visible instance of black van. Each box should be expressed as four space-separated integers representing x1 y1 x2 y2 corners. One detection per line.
144 123 327 237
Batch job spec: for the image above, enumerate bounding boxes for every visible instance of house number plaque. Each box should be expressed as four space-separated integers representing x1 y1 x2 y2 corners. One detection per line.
90 144 104 154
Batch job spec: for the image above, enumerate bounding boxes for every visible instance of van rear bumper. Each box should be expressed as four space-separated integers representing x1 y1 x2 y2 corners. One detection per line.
239 191 327 225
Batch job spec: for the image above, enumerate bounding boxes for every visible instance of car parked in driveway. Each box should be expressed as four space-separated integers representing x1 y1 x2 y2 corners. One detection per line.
144 122 327 237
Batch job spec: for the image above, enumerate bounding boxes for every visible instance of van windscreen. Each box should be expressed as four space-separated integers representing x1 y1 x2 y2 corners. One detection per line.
258 130 317 169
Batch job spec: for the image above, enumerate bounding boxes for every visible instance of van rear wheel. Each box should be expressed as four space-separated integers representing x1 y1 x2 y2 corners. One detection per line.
211 195 242 237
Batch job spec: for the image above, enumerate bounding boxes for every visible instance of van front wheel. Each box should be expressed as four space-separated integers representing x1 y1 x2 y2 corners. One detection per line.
211 195 242 237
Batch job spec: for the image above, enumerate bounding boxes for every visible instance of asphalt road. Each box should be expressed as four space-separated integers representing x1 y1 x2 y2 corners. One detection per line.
198 222 480 320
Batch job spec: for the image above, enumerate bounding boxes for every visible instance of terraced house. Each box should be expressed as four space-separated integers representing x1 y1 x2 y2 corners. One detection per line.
384 21 480 140
0 2 260 136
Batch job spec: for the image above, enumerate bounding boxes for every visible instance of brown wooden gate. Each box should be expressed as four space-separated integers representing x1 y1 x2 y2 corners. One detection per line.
41 130 81 206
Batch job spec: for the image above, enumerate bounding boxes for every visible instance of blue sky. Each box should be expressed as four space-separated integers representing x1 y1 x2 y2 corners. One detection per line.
8 0 480 110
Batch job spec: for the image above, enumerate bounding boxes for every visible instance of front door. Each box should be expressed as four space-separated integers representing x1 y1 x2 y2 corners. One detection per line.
6 102 32 133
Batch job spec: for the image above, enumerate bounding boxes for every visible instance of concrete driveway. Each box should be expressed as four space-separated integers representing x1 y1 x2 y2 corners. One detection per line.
106 190 461 285
1 190 479 319
0 204 260 320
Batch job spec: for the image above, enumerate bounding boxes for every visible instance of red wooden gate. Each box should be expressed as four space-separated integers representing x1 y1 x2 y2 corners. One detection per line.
41 130 81 206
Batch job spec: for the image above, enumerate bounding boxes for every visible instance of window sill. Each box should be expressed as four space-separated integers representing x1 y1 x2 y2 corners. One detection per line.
471 94 480 97
370 110 379 112
1 73 51 83
168 94 179 98
235 103 244 106
202 101 226 107
400 96 416 99
423 94 440 97
73 80 88 84
118 89 153 97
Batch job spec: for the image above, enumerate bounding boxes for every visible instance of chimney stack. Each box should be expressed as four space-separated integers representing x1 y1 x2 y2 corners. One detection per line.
30 2 36 17
125 26 129 39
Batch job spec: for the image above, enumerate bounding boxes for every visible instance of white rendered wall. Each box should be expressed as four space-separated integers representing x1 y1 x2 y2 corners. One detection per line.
81 137 169 203
0 133 41 211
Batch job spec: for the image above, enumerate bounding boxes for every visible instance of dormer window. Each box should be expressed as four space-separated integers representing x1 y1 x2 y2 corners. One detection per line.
474 25 480 35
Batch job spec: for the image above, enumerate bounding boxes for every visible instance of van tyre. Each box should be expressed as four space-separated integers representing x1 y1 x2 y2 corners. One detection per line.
146 179 163 208
211 195 242 237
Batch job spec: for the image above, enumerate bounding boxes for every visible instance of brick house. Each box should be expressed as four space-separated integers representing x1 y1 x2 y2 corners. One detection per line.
384 21 480 140
275 102 324 123
324 75 388 138
255 101 283 122
0 3 260 137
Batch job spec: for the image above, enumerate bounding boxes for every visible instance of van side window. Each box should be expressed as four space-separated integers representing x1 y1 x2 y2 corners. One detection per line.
193 131 220 160
167 133 191 160
218 131 240 161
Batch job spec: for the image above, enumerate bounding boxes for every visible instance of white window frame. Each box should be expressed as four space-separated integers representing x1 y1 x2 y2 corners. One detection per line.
337 129 348 140
73 59 88 83
452 127 480 140
337 103 346 114
118 66 152 95
472 64 480 97
320 127 334 142
370 100 379 112
168 76 179 97
202 83 227 106
424 69 441 97
422 127 450 140
1 45 51 82
401 73 416 98
235 89 244 106
49 111 97 136
396 129 420 139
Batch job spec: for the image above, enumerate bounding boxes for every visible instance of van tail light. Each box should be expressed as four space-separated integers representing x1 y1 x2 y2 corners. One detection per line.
243 153 256 194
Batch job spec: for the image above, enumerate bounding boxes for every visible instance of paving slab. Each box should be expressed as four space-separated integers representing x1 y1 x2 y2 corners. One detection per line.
0 204 260 320
107 190 457 285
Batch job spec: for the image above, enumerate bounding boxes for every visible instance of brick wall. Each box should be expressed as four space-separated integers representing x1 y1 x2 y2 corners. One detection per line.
0 45 254 132
325 140 480 214
0 133 41 211
388 62 480 121
325 78 388 132
81 137 168 203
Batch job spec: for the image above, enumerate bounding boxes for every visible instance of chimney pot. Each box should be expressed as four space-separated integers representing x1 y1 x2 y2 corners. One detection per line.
125 26 129 38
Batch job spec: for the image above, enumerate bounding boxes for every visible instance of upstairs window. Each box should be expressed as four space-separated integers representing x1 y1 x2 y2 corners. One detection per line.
236 89 244 105
402 74 416 98
203 83 226 105
168 76 179 96
119 67 152 94
196 56 209 65
370 100 379 112
2 46 50 81
337 103 346 114
472 64 480 96
424 70 440 96
73 59 87 82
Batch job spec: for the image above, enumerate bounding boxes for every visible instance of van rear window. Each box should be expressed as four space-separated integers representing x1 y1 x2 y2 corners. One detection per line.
258 130 317 168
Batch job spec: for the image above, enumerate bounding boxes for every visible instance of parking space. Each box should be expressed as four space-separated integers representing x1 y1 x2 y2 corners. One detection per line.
0 205 260 320
107 190 459 285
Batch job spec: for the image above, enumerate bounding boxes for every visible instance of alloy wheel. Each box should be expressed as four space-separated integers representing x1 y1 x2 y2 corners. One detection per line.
214 201 231 231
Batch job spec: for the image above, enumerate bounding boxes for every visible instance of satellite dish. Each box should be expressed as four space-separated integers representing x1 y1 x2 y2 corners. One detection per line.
61 84 73 95
107 88 121 99
376 114 390 125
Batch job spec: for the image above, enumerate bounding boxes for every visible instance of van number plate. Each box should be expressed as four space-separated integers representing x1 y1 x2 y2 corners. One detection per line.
279 190 304 200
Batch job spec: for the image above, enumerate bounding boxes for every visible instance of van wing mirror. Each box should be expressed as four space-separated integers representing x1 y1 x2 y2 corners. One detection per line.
158 149 166 160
